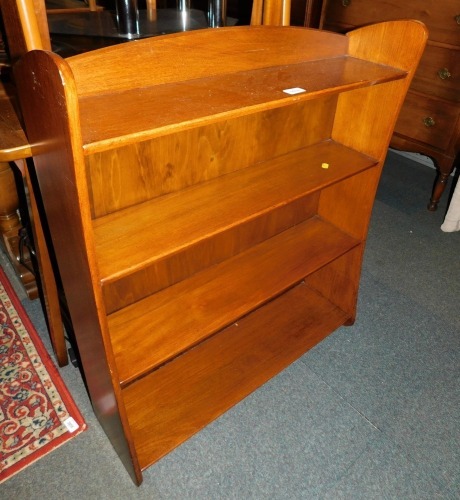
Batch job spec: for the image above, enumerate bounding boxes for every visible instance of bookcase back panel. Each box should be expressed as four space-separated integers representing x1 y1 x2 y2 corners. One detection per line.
86 97 337 218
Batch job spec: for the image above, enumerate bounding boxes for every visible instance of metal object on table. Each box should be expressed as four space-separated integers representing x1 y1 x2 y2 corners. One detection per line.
48 9 211 45
178 0 191 12
208 0 227 27
112 0 227 36
177 0 192 32
47 8 235 55
115 0 140 37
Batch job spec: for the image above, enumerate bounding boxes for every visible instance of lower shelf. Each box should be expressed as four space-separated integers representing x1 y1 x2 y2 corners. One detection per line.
121 281 350 470
109 216 360 385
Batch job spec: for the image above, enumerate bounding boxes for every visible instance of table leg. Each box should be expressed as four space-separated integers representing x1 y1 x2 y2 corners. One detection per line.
23 160 68 366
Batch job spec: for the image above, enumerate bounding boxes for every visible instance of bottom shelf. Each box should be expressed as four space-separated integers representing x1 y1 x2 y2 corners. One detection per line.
122 281 350 471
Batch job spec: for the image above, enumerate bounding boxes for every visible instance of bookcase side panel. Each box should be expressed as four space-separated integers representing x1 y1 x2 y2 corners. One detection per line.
332 20 427 162
304 245 364 323
317 164 381 240
332 81 410 162
14 51 143 484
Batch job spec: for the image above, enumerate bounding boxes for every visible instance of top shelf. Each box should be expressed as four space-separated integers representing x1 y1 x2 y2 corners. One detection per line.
78 55 407 154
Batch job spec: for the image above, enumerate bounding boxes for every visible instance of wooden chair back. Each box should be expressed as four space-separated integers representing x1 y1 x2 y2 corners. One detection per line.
0 0 105 63
47 0 99 13
251 0 291 26
0 0 51 62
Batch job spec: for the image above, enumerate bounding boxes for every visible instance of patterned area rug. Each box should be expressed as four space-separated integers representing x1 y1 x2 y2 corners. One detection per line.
0 266 86 483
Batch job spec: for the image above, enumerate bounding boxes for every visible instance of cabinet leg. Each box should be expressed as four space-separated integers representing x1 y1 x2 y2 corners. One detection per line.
428 171 451 211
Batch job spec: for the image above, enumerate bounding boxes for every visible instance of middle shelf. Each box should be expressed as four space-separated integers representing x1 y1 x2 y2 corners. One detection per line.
108 215 361 386
94 139 377 313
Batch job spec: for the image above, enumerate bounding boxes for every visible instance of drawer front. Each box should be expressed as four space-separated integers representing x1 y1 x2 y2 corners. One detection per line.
394 92 460 151
322 0 460 45
412 43 460 102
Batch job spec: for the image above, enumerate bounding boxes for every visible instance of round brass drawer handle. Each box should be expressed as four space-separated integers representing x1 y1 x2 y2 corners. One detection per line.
342 0 351 6
438 68 452 80
455 14 460 25
423 116 436 128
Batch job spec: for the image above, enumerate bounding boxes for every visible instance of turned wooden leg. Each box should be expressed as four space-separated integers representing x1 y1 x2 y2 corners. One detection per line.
427 153 458 212
0 161 21 234
0 161 37 297
427 171 451 211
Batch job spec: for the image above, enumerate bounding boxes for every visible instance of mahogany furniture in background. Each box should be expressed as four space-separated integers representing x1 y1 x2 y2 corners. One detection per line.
317 0 460 211
15 20 426 484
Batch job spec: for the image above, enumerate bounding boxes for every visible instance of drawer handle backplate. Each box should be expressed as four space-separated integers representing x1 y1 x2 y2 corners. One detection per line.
456 14 460 25
438 68 452 80
423 116 436 128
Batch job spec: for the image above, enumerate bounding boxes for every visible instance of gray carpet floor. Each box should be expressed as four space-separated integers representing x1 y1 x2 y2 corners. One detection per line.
1 151 459 499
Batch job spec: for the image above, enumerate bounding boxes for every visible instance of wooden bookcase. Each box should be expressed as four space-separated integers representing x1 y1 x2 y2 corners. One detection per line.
15 21 427 485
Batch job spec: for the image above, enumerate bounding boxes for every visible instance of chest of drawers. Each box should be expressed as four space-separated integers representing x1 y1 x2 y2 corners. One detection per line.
319 0 460 210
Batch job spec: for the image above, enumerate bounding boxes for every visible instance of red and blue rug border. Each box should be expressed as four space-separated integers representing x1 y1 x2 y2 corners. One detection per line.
0 265 87 483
